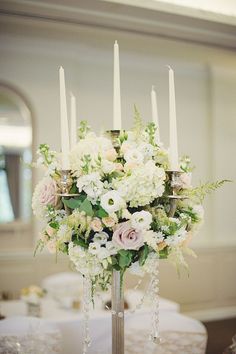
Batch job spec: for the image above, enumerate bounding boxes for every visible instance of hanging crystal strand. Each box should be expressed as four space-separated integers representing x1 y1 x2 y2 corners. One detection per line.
149 254 161 344
82 275 92 354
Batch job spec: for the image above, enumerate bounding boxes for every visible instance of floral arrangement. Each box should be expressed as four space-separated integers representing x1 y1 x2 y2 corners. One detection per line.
21 285 45 305
33 114 227 291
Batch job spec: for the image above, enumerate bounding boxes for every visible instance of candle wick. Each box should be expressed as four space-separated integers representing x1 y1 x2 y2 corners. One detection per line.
115 40 118 44
152 85 155 91
166 65 172 70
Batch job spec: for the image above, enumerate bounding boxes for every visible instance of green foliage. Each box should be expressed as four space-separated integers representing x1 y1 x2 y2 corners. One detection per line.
63 198 82 210
145 122 157 146
62 196 94 216
117 249 133 269
180 155 194 173
49 222 59 230
78 120 90 140
72 235 89 248
81 155 92 174
159 247 169 259
133 105 144 140
188 179 231 203
139 244 149 266
95 206 108 218
80 198 94 216
37 144 57 167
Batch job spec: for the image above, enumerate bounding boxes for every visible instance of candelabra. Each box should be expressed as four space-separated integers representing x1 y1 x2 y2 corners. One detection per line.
106 130 124 354
166 170 187 217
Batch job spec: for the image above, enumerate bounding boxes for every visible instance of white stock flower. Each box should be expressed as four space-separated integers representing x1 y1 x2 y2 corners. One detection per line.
131 210 152 231
76 172 104 203
100 190 125 214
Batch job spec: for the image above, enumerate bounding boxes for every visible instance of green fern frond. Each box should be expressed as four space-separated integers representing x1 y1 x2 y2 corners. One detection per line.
188 179 231 203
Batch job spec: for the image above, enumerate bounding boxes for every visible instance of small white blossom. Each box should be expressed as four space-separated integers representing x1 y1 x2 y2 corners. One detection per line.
93 232 109 245
76 172 104 203
131 210 152 231
100 190 125 214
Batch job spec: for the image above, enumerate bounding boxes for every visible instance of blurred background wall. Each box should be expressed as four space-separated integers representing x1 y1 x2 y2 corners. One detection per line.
0 0 235 320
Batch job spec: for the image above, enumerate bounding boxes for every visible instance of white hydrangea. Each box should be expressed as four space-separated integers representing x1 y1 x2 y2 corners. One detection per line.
76 172 104 203
131 210 152 231
114 161 165 207
68 242 103 277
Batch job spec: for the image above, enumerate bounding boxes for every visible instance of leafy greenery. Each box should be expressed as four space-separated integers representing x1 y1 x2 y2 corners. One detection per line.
188 179 231 203
37 144 57 167
133 105 144 140
139 244 149 266
145 122 157 146
78 120 90 140
80 198 94 216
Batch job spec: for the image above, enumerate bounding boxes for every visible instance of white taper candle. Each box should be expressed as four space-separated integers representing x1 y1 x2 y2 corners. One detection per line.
59 66 70 169
70 92 77 149
113 40 122 130
168 66 179 170
151 85 160 143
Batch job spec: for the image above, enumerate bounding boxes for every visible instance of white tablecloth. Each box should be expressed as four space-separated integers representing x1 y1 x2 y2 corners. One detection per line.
0 298 206 354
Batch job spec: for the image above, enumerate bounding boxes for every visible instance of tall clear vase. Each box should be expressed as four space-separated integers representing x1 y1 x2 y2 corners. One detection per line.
112 270 124 354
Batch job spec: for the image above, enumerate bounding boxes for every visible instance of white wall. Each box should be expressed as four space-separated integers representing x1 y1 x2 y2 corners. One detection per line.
0 11 236 317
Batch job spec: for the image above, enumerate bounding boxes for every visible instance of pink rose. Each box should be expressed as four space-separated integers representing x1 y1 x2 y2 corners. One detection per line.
112 221 144 250
39 177 58 206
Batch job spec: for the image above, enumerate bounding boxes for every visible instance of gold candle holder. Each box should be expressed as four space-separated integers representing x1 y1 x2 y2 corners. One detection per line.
57 170 79 197
106 130 122 150
166 170 188 217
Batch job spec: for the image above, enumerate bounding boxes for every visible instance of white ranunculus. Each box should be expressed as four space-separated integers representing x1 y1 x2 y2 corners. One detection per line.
131 210 152 231
113 160 165 207
100 190 125 214
124 148 144 165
